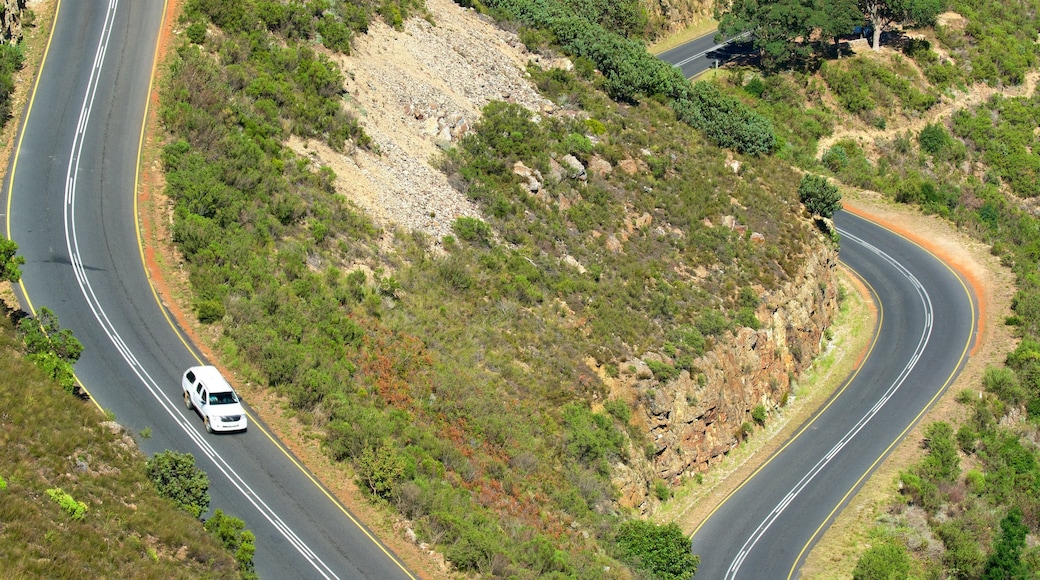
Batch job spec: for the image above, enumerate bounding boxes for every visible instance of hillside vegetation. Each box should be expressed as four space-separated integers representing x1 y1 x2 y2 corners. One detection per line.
151 0 840 575
0 301 243 577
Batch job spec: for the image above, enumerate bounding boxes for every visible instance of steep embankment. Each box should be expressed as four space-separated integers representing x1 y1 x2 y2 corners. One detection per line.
278 0 838 513
142 0 840 572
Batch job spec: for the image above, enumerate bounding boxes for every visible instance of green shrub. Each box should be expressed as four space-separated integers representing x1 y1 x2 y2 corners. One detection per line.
918 122 952 156
0 43 25 123
204 509 258 580
46 488 87 521
798 174 842 218
562 403 625 474
853 542 910 580
822 145 848 172
615 520 700 580
646 359 680 383
983 508 1029 579
919 421 959 483
0 474 6 491
673 81 776 156
145 451 210 519
452 217 492 245
751 403 767 426
17 307 83 363
0 236 24 283
695 310 730 337
194 298 226 323
355 441 406 501
652 479 671 501
186 22 207 44
604 399 631 424
735 307 761 330
983 366 1026 405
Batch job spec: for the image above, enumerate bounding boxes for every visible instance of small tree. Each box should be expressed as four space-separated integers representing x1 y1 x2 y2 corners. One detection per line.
146 450 210 519
983 508 1028 580
799 174 843 218
16 307 84 394
17 307 84 362
0 236 24 283
355 440 405 501
860 0 943 51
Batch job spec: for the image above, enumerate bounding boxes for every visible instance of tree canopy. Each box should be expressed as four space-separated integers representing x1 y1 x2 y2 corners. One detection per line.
715 0 862 68
715 0 944 63
861 0 943 50
799 174 843 218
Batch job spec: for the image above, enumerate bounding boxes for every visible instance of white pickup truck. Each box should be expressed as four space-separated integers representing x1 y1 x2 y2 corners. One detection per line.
182 365 248 433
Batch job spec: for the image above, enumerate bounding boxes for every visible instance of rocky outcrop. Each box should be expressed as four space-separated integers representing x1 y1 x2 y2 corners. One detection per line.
0 0 26 44
643 0 712 36
608 239 839 514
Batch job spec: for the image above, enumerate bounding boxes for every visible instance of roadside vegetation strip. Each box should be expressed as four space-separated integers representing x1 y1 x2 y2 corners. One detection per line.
0 308 240 577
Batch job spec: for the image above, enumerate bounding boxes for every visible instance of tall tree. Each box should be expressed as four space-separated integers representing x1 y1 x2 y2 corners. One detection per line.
715 0 816 70
812 0 863 58
716 0 862 67
860 0 943 50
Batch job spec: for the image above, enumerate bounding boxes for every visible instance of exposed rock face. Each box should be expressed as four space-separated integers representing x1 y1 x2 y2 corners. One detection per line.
560 154 587 181
643 0 712 35
0 0 26 44
609 240 839 514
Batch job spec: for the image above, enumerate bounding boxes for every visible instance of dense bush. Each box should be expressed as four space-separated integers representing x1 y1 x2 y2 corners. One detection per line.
853 543 911 580
918 122 952 156
0 43 24 123
204 510 258 580
614 520 700 580
480 0 776 154
820 57 938 124
146 451 211 519
798 174 842 219
16 307 84 394
0 236 23 283
673 81 776 156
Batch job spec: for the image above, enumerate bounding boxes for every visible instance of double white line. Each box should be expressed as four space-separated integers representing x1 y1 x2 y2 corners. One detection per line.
62 2 339 578
668 30 752 70
725 227 934 579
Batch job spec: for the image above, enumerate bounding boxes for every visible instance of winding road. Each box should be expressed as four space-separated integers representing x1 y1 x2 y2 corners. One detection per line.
663 33 979 578
1 8 979 580
4 2 413 578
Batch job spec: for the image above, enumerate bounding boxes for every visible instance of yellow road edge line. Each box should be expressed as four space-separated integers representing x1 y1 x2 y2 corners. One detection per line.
3 1 100 412
689 264 884 540
6 0 61 318
786 216 979 579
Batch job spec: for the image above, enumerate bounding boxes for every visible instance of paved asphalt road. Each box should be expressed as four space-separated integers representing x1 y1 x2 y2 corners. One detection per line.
657 29 751 78
4 2 413 578
660 36 976 578
689 211 976 578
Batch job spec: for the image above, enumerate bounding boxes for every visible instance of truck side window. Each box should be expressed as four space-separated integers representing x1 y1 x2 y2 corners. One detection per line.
186 370 196 383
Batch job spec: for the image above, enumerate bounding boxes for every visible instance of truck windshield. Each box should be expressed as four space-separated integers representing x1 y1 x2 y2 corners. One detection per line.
209 392 238 405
